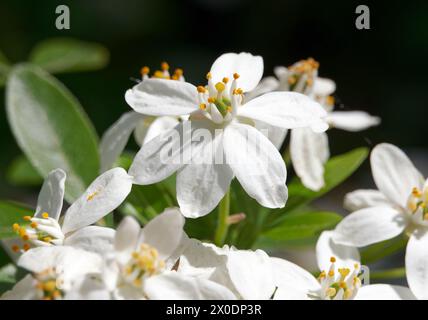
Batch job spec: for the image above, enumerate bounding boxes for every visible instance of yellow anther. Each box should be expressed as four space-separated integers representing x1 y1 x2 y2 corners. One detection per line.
328 270 335 277
18 228 27 237
23 243 31 251
206 72 212 80
207 97 216 104
233 73 240 80
215 82 225 92
344 289 353 299
306 78 313 86
226 106 232 113
354 263 360 269
412 187 422 197
133 279 142 287
318 271 326 280
232 88 243 95
30 222 38 229
174 68 183 76
197 86 206 93
326 287 336 297
288 76 297 85
43 237 52 243
52 290 62 299
87 191 98 201
330 256 336 263
140 66 150 75
42 212 49 219
23 216 32 221
43 280 57 292
12 223 20 232
22 234 30 241
338 268 350 278
132 252 139 259
339 281 347 289
199 103 207 110
326 95 335 106
161 62 169 71
222 77 229 84
11 245 20 253
153 70 167 79
171 75 178 80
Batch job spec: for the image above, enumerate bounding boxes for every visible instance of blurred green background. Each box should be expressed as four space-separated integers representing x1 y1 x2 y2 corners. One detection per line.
0 0 427 202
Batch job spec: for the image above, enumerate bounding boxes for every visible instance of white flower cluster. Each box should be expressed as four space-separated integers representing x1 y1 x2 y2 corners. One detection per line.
2 52 425 300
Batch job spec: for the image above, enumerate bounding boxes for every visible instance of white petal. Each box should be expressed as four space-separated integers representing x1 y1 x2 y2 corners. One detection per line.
273 66 288 79
63 226 115 255
0 275 37 300
129 121 202 185
344 189 392 211
290 128 329 191
371 143 424 208
139 208 185 260
176 128 234 218
64 275 110 300
125 78 198 116
313 77 336 97
271 257 320 300
141 116 180 145
62 168 133 234
35 169 66 220
333 206 407 247
246 76 279 101
327 111 380 132
114 216 141 258
226 249 276 300
144 271 236 300
355 284 416 300
316 231 360 272
210 52 263 92
18 246 102 291
254 121 288 150
238 92 328 132
224 123 288 208
406 231 428 300
99 111 145 172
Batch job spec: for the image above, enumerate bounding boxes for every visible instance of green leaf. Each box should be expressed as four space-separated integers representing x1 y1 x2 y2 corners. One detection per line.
266 147 369 229
0 264 17 294
0 201 33 239
29 38 109 73
6 155 43 187
6 64 100 202
361 235 407 265
256 211 342 249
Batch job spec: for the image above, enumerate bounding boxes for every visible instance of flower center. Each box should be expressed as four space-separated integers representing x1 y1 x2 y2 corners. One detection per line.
122 243 165 288
34 267 64 300
285 57 319 94
140 61 184 81
406 186 428 222
12 212 64 251
195 72 243 124
313 256 362 300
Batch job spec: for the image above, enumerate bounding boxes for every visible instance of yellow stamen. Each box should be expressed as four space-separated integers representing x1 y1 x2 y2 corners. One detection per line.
42 212 49 219
326 95 335 106
233 73 240 80
207 97 216 104
174 68 183 76
328 270 335 277
43 237 52 243
22 234 29 241
206 72 212 80
161 62 169 71
11 245 20 253
215 82 225 92
226 106 232 113
12 223 20 232
23 243 31 251
330 256 336 263
153 70 166 79
23 216 32 221
140 66 150 75
339 281 347 289
197 86 206 93
43 280 57 292
326 287 336 297
30 222 38 229
199 103 207 110
412 187 422 197
52 290 62 299
222 77 229 84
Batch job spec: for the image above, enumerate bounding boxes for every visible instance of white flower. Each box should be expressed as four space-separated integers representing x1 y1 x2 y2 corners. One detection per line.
1 246 104 300
11 167 133 254
101 209 235 300
99 62 185 172
331 143 428 299
126 52 328 218
273 231 415 300
251 58 380 191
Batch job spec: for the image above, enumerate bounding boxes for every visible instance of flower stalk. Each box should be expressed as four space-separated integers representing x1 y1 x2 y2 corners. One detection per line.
214 189 231 246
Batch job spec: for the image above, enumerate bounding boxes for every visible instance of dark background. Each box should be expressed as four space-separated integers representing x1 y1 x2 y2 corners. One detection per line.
0 0 427 200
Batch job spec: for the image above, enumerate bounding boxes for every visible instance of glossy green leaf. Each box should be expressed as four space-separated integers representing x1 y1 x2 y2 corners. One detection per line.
361 234 407 265
257 211 342 249
6 64 100 202
266 147 369 229
29 38 109 73
0 201 33 239
6 155 43 187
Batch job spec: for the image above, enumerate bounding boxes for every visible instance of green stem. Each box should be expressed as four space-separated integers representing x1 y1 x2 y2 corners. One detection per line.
282 146 291 166
370 267 406 280
214 190 231 246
